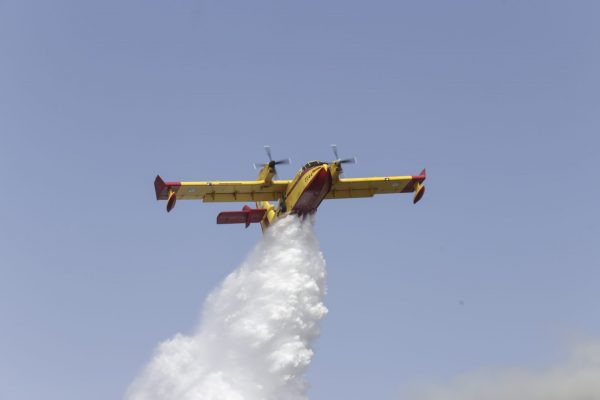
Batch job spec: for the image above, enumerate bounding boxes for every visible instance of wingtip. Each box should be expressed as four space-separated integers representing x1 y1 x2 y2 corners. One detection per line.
412 168 426 181
154 175 166 200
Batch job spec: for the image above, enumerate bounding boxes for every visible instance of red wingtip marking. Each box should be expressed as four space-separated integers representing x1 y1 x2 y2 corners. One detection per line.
154 175 166 200
412 168 427 181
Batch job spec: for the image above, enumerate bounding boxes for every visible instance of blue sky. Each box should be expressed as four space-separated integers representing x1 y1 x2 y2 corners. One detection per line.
1 1 599 399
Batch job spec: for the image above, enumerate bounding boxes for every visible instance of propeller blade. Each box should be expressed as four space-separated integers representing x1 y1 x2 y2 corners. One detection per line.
331 145 356 165
254 147 290 172
274 158 291 166
264 145 273 161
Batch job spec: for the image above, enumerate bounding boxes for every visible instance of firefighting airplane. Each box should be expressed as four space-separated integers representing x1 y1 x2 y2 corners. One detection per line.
154 145 426 232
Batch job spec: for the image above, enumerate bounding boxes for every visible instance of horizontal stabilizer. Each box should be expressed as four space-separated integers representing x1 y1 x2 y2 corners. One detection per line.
217 205 267 228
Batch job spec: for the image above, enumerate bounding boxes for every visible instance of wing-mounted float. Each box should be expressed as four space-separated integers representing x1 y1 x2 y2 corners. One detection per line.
154 145 426 232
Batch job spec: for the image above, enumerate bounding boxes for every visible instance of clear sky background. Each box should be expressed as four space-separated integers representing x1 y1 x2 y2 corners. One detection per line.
1 1 599 399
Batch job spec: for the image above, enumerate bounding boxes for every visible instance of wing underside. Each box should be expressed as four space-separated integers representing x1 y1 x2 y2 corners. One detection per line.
325 169 426 201
154 175 290 203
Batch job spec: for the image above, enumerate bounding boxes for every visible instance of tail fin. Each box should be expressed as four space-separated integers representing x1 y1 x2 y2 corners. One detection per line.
217 205 267 228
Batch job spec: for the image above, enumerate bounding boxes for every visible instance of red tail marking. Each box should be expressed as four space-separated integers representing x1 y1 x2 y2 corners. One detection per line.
217 206 267 228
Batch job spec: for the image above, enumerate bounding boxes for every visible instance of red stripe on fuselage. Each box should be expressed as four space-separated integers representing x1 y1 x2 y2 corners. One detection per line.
291 167 332 214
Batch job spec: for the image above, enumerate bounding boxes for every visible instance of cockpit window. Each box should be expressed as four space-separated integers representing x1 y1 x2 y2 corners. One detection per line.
302 161 325 171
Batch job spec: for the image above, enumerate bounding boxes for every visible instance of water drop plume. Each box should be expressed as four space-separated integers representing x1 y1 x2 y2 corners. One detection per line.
125 215 328 400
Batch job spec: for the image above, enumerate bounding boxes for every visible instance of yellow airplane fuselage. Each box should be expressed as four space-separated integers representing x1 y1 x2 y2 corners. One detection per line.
256 162 332 231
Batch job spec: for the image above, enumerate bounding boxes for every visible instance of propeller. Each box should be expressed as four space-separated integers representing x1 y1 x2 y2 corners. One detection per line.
331 144 357 165
253 146 291 176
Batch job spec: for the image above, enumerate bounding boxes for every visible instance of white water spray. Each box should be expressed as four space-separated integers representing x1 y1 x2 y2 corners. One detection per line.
125 216 328 400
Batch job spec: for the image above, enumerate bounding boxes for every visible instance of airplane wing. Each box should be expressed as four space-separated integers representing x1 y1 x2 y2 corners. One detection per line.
154 175 290 211
325 169 426 203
